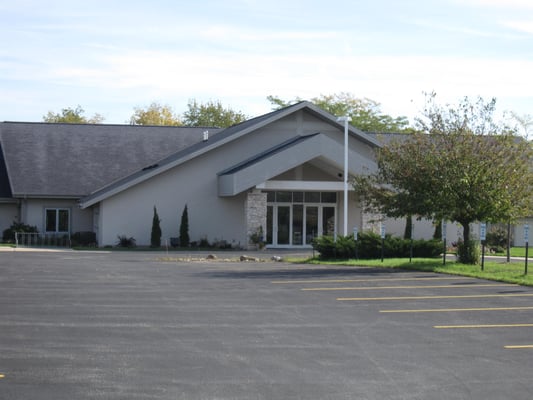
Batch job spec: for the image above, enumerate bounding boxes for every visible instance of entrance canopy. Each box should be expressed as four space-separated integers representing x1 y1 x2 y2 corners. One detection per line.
217 132 374 197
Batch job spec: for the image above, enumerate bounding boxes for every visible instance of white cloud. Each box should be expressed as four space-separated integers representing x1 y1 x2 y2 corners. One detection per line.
459 0 533 9
501 20 533 34
40 49 531 121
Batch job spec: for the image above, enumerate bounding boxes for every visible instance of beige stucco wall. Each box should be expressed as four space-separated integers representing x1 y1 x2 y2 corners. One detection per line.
0 202 18 234
96 110 377 247
98 162 247 247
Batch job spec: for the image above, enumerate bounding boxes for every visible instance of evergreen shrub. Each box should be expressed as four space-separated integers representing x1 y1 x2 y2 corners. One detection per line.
313 231 442 260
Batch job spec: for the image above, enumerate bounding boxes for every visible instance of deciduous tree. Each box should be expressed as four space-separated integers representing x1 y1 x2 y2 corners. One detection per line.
182 99 247 128
43 105 104 124
267 93 413 133
355 93 532 264
130 102 182 126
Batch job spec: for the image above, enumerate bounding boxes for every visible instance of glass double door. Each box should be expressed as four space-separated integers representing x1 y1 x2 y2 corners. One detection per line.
267 204 335 246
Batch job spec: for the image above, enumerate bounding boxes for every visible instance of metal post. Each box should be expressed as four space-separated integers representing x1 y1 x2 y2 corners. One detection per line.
409 221 413 263
480 223 486 271
442 221 447 265
380 223 385 262
481 242 485 271
337 116 351 236
353 227 358 260
525 224 530 275
525 242 529 275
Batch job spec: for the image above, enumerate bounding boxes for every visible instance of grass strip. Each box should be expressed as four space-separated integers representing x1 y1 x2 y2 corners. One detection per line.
293 257 533 287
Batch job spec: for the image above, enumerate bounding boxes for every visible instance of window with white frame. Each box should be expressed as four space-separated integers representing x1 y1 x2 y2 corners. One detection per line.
45 208 70 233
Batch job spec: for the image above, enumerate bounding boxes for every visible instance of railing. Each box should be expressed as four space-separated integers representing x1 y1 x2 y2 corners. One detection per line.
15 232 71 248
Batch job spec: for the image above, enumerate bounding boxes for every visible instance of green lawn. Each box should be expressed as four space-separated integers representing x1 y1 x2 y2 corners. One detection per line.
297 257 533 286
494 247 529 258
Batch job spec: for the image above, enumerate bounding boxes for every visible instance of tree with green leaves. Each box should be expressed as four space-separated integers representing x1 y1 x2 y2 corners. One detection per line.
182 99 247 128
354 93 532 264
130 102 182 126
150 206 162 248
179 204 190 247
267 93 414 133
43 105 104 124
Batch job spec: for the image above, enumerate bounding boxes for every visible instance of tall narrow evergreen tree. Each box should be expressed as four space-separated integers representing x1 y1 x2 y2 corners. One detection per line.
150 206 162 248
179 204 190 247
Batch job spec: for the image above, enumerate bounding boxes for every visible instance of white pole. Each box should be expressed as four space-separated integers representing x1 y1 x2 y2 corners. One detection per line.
337 116 351 236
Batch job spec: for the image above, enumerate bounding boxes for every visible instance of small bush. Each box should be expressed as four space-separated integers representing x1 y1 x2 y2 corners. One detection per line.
312 235 356 259
312 235 336 259
2 221 39 243
71 231 97 247
116 235 136 248
457 240 480 264
486 227 508 251
199 236 210 248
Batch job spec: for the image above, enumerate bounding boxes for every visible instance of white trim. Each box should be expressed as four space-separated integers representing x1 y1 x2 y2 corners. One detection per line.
256 180 351 191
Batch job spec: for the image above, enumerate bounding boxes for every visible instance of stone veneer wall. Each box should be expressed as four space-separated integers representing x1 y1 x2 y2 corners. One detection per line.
245 190 267 249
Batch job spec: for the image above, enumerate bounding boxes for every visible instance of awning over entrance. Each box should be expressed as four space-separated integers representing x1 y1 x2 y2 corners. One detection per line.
217 133 373 196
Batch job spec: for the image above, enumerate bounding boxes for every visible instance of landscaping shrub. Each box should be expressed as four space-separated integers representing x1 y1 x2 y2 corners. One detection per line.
457 239 480 264
2 221 38 243
312 235 337 259
411 239 443 258
179 204 190 247
150 206 162 248
116 235 136 248
70 231 97 247
485 227 508 253
313 231 442 260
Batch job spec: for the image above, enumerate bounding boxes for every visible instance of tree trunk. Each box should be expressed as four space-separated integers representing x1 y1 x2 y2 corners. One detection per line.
462 222 470 244
458 221 479 264
506 221 511 263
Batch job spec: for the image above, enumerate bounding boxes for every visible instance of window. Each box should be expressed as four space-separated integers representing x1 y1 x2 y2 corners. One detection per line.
276 191 292 202
321 192 337 203
304 192 320 203
45 208 70 233
264 191 338 204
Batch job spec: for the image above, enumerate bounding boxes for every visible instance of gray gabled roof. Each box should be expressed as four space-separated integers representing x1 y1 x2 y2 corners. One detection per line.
79 101 381 208
1 102 381 206
0 122 222 197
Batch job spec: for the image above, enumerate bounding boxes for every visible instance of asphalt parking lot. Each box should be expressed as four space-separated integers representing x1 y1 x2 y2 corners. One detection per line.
1 249 532 399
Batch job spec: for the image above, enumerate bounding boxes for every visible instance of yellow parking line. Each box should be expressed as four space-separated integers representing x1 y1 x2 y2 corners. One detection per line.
337 293 533 301
380 306 533 313
272 276 467 284
504 345 533 349
435 323 533 329
302 284 512 291
0 374 4 379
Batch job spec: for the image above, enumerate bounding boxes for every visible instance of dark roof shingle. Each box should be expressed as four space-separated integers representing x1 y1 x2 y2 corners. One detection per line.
0 122 222 197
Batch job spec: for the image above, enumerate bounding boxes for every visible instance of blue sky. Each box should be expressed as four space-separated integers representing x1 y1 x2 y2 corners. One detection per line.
1 0 532 125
